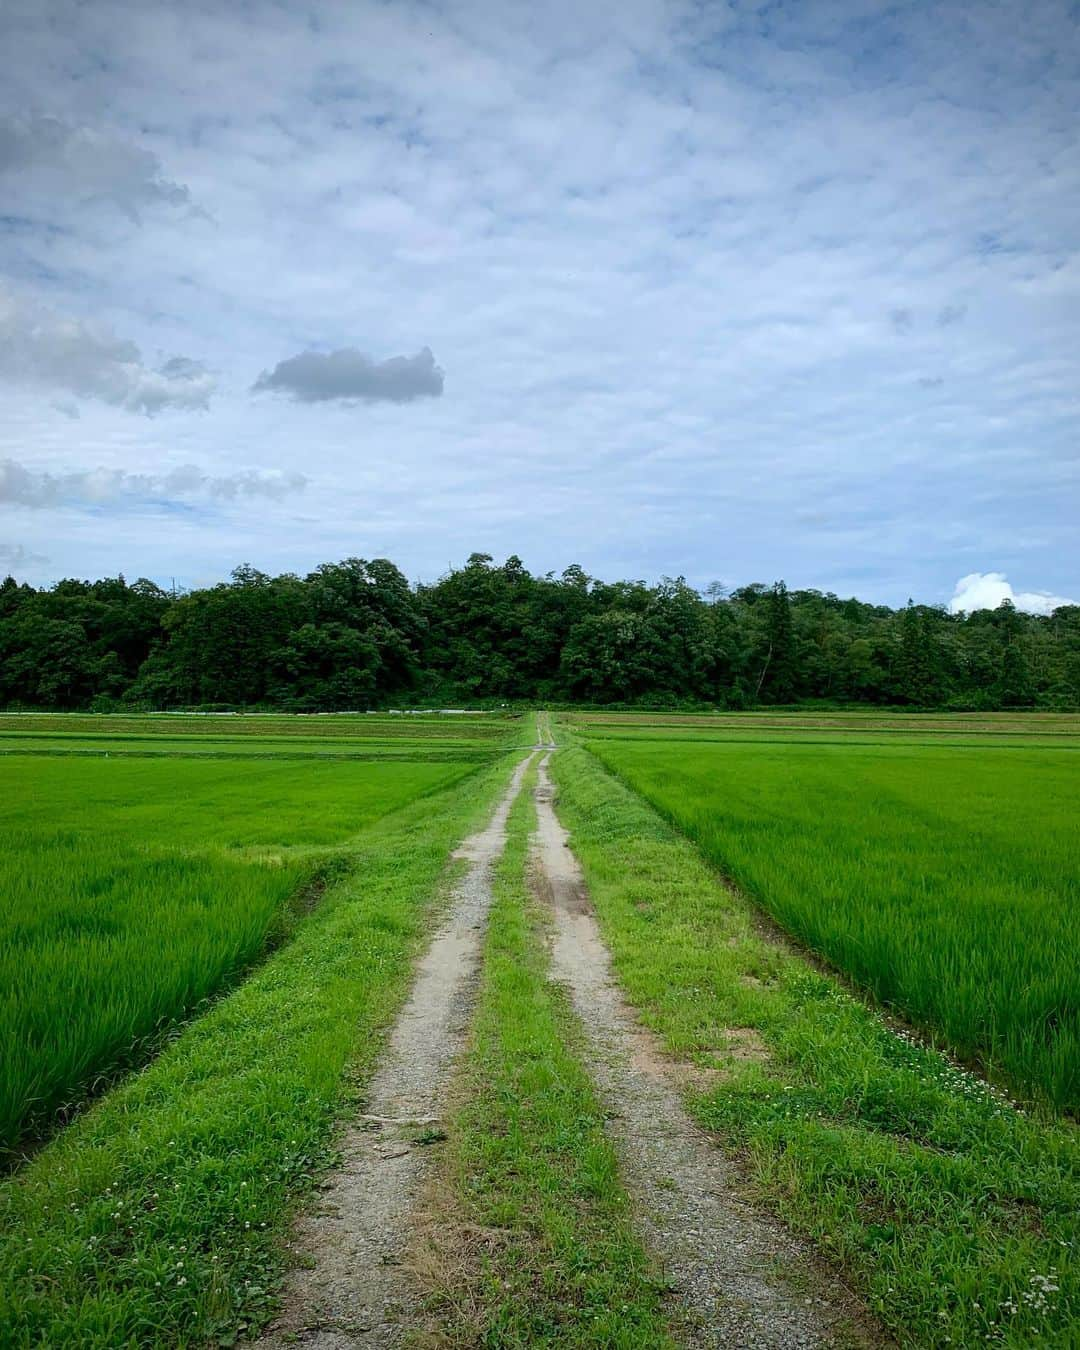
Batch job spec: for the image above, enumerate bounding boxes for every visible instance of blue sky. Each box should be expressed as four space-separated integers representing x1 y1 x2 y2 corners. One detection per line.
0 0 1077 612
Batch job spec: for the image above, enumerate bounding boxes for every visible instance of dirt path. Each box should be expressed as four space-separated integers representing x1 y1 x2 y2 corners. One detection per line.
534 710 556 748
531 753 874 1349
259 750 535 1349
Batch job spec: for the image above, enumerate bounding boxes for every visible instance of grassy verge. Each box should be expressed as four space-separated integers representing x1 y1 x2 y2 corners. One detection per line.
418 761 675 1348
0 754 520 1348
550 746 1079 1349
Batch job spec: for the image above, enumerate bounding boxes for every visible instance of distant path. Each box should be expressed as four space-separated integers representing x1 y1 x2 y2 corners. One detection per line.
259 750 535 1348
534 709 556 748
531 751 877 1348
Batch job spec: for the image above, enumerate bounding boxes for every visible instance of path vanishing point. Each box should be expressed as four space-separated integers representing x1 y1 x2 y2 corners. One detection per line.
260 715 876 1348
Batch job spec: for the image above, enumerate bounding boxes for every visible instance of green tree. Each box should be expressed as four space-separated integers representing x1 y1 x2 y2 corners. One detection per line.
2 552 1079 712
896 603 945 705
269 623 382 710
756 582 798 703
993 602 1034 707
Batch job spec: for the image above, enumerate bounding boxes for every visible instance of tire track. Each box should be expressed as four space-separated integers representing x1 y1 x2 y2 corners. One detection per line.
259 750 536 1348
531 752 877 1349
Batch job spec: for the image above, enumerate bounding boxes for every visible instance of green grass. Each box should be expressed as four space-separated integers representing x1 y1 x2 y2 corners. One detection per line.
550 745 1079 1349
578 730 1080 1111
0 711 518 741
8 755 475 848
567 710 1080 735
420 761 675 1347
0 753 519 1347
0 754 477 1156
0 710 522 764
0 739 498 761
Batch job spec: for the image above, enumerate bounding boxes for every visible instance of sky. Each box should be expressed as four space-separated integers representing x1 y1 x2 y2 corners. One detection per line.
0 0 1077 613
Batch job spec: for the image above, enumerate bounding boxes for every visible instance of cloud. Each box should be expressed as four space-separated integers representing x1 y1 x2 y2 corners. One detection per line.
0 3 1077 599
0 459 306 509
253 346 444 404
948 572 1077 616
0 112 189 218
936 304 967 327
0 542 50 569
0 286 215 413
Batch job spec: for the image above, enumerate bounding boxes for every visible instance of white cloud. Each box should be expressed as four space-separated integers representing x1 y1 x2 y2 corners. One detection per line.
948 572 1077 616
0 285 215 413
0 459 306 508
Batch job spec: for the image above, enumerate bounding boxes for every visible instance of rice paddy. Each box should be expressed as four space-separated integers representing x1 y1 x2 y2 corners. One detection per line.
2 708 1077 1347
569 711 1080 1112
1 713 519 1157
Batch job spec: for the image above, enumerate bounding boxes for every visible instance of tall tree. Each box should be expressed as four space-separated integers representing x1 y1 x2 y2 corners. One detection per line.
757 581 798 703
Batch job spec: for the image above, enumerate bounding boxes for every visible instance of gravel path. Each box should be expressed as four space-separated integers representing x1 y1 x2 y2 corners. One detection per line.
259 751 535 1349
532 753 876 1349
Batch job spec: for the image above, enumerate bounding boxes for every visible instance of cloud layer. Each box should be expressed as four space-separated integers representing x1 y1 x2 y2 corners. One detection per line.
0 1 1076 598
949 572 1077 616
253 347 444 404
0 459 306 509
0 542 50 570
0 286 215 413
0 112 189 217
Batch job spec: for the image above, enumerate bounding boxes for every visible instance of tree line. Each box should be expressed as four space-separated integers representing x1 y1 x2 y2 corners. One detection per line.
1 553 1078 711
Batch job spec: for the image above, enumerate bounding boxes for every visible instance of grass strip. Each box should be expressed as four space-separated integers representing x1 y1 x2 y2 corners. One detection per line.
418 762 675 1348
0 754 519 1348
550 745 1079 1349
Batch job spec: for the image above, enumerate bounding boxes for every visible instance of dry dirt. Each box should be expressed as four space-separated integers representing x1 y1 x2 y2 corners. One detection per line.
531 752 878 1349
258 751 536 1349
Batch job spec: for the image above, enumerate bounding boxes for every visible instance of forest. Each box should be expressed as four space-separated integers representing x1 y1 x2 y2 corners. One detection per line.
1 552 1078 710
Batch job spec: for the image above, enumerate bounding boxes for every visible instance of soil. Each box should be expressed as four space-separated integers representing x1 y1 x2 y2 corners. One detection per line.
530 753 880 1349
258 751 536 1349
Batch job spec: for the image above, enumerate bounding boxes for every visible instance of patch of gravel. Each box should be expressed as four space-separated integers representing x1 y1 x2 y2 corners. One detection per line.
258 751 536 1349
532 753 879 1350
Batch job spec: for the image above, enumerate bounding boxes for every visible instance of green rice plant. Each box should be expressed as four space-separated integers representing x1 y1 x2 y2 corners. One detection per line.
581 730 1080 1111
0 754 517 1346
0 754 477 1155
550 744 1079 1348
5 756 473 850
0 711 519 741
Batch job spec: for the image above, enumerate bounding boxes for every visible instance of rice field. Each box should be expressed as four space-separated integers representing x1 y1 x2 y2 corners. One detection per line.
0 711 511 761
1 713 519 1157
3 707 1077 1347
570 711 1080 1111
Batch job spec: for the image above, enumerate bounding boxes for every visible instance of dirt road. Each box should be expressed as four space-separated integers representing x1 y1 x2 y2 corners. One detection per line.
530 752 874 1348
259 751 535 1348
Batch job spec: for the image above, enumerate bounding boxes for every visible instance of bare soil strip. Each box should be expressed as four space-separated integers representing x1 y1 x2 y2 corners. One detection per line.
531 753 875 1349
259 751 535 1349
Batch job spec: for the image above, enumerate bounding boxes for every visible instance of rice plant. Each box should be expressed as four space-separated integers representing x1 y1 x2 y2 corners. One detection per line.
0 751 479 1154
586 727 1080 1111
